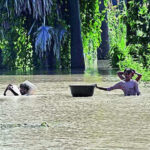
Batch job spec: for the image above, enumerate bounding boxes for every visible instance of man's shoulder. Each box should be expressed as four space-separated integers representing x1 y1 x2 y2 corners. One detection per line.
119 80 125 83
117 80 125 85
130 79 138 84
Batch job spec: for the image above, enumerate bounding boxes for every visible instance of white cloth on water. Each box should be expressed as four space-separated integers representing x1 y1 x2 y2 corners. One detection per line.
6 85 21 96
22 80 37 95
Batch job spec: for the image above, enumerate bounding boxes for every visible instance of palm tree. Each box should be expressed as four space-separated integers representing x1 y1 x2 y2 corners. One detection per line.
68 0 85 70
34 24 66 69
2 0 66 70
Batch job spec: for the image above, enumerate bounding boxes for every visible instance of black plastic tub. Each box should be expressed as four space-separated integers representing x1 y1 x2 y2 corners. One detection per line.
69 85 96 97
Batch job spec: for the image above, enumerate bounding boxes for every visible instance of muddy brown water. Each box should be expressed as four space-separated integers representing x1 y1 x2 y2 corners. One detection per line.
0 74 150 150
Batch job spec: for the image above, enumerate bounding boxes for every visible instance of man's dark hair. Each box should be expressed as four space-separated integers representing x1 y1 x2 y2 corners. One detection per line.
124 68 133 74
20 83 30 91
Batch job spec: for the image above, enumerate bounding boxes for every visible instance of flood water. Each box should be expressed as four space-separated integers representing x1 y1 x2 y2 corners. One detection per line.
0 73 150 150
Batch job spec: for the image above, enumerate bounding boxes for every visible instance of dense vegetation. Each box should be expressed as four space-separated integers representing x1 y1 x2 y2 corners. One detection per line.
0 0 150 80
108 0 150 80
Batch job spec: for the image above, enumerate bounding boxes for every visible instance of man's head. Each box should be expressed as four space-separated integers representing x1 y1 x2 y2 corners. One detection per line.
19 83 30 95
123 68 133 80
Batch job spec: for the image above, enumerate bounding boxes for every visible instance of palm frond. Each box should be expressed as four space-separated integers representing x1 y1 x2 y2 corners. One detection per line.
34 25 66 59
51 26 66 59
5 0 53 20
35 25 53 57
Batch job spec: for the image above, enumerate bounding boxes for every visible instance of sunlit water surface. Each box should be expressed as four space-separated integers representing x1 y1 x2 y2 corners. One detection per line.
0 74 150 150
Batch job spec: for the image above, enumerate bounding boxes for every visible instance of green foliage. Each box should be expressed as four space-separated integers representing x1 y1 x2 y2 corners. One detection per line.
125 0 150 67
60 34 71 69
127 44 150 68
109 45 127 68
0 39 15 69
108 4 127 67
80 0 104 68
118 55 143 72
0 18 33 70
108 1 150 81
14 27 33 70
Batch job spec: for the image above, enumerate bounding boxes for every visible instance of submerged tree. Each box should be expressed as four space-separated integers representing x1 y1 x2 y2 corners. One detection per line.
97 0 110 60
68 0 85 70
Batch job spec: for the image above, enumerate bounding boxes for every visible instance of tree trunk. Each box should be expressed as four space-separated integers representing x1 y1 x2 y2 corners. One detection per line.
68 0 85 70
97 0 110 60
46 49 56 70
112 0 118 5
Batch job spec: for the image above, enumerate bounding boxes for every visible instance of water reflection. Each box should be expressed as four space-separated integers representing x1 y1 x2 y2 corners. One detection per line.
0 69 71 75
0 68 117 76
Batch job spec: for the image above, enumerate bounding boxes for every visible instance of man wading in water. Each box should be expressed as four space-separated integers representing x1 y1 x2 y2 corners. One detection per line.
96 68 142 96
4 80 36 96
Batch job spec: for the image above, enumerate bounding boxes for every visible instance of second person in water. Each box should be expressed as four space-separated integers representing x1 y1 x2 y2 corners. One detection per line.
4 80 36 96
96 68 142 96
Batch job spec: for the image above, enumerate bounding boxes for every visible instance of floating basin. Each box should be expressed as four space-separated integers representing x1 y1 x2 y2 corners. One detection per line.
69 84 96 97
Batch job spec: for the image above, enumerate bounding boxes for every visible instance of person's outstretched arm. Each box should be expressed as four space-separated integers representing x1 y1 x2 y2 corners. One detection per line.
96 85 107 91
9 87 19 96
3 84 10 96
4 84 19 96
117 71 125 80
96 82 123 92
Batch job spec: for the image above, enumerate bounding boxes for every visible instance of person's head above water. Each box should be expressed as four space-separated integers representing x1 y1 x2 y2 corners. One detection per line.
124 68 133 74
20 80 37 95
3 80 36 96
19 83 30 95
123 68 134 81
